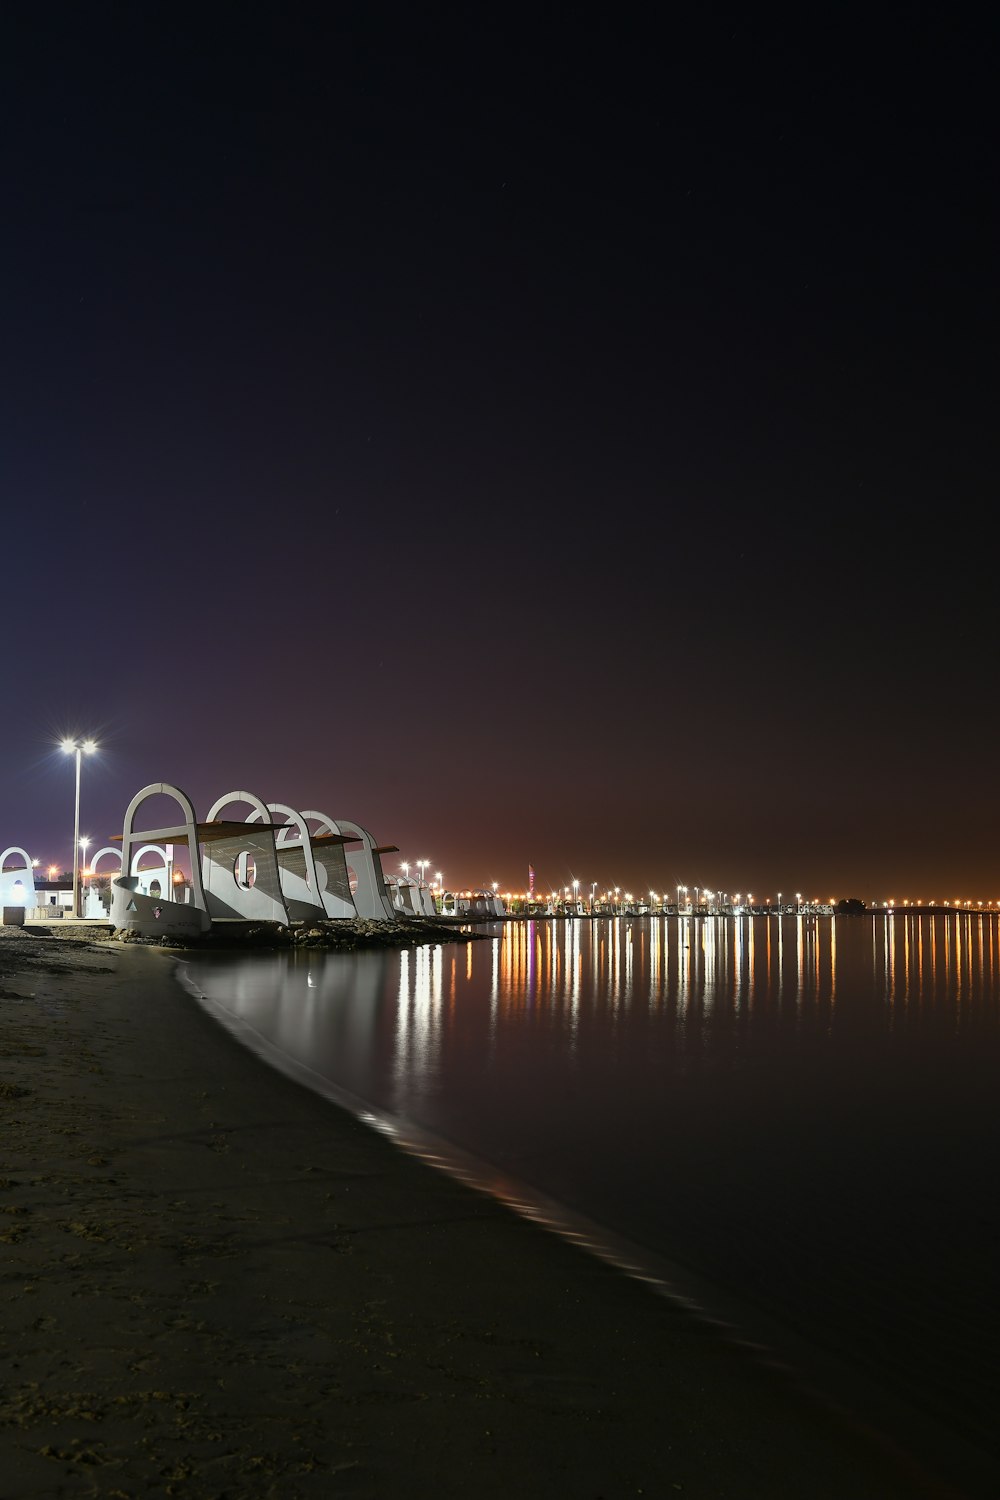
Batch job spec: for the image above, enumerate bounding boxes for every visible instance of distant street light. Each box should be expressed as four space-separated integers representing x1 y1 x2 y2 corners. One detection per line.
61 738 97 919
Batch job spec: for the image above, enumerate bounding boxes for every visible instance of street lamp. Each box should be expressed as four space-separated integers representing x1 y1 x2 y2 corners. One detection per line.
417 858 429 886
61 738 97 919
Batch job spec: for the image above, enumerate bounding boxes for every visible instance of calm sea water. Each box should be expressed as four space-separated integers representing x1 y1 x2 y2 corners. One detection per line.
181 914 1000 1496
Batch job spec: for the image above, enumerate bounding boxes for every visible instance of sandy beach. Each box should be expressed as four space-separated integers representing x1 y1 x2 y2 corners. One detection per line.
0 930 952 1499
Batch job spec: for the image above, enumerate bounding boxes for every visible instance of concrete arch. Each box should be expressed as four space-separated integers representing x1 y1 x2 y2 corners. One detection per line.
126 845 173 902
130 843 169 874
202 790 288 924
295 809 360 920
112 783 210 936
206 790 272 824
246 802 326 923
81 847 126 921
0 847 35 908
302 814 397 921
89 847 123 875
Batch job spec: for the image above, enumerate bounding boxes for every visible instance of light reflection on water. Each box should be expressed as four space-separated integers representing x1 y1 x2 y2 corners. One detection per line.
182 913 1000 1492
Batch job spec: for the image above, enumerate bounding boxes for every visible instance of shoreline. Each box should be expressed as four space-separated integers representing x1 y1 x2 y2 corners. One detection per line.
0 930 960 1498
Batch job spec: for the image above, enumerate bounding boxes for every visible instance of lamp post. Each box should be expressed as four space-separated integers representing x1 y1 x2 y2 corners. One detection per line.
62 738 97 919
79 837 90 916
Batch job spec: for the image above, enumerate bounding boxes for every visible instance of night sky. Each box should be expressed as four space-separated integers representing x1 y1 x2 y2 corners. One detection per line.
2 3 996 900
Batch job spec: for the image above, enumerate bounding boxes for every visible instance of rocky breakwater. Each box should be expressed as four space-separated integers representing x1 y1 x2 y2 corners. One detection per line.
112 915 490 951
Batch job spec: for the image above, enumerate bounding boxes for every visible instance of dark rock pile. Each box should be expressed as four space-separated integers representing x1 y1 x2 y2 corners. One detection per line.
112 917 487 951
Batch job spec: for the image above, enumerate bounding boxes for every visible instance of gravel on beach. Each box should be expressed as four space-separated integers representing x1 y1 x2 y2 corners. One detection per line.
0 930 934 1499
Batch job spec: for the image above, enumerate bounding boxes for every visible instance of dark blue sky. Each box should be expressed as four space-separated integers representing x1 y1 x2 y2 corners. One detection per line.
1 3 996 899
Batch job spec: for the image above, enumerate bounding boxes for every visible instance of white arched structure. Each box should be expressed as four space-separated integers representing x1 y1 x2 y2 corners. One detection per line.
130 844 173 895
203 791 289 924
81 846 123 920
387 874 419 916
302 814 398 920
89 846 123 877
81 844 173 920
298 810 372 921
0 847 36 909
111 784 211 937
247 802 328 923
444 888 506 919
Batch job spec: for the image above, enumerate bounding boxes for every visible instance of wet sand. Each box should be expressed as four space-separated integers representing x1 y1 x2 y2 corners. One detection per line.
0 931 951 1498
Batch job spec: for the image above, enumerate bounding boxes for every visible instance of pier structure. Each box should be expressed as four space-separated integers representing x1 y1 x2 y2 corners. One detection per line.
107 783 410 938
